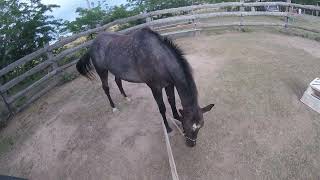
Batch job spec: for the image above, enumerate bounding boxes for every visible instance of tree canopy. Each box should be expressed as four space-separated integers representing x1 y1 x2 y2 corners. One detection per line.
292 0 319 5
127 0 238 12
1 0 319 77
63 3 137 34
0 0 62 70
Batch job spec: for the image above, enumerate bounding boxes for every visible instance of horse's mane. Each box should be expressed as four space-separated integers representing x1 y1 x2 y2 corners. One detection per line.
144 27 198 99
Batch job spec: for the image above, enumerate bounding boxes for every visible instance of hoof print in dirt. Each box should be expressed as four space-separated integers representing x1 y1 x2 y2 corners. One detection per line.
125 97 131 102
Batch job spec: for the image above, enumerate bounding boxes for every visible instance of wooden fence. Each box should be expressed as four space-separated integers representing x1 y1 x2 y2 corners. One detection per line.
0 1 319 121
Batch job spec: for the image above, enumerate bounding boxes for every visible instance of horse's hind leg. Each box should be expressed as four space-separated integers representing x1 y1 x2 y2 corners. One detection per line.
97 70 117 112
165 84 181 121
115 77 130 101
149 86 172 133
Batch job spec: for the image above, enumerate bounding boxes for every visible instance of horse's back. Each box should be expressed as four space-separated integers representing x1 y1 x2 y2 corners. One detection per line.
90 28 177 85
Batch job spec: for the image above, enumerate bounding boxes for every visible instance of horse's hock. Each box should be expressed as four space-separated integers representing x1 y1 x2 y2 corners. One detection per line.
1 1 320 180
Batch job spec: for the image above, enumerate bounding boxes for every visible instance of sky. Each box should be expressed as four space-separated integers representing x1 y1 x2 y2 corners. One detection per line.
41 0 128 21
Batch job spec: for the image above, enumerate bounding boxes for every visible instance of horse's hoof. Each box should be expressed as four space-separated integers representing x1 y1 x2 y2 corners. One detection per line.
125 97 131 102
112 108 119 113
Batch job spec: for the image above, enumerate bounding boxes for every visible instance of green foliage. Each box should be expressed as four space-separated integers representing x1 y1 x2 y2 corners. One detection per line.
0 136 14 155
106 5 140 22
14 96 27 108
63 6 107 33
240 27 253 33
128 0 237 12
64 4 139 34
61 72 78 84
58 48 87 66
292 0 319 5
65 0 242 34
7 64 49 96
128 0 193 12
0 0 62 84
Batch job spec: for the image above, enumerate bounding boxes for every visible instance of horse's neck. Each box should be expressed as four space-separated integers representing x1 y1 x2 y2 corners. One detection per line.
175 79 199 110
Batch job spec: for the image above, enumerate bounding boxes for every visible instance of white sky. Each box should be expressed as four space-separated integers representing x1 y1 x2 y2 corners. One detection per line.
41 0 128 21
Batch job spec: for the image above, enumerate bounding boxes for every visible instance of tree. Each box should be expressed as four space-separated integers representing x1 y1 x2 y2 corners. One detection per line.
64 4 138 34
128 0 193 12
63 6 107 34
0 0 62 82
292 0 318 5
104 5 137 23
128 0 237 12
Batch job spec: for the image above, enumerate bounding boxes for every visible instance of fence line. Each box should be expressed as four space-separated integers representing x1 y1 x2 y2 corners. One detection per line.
1 1 319 78
0 1 319 118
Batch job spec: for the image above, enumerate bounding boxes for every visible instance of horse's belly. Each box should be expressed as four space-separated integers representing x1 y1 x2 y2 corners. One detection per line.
109 68 143 83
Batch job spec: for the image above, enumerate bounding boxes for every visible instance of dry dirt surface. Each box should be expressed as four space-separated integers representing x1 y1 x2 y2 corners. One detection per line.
1 31 320 180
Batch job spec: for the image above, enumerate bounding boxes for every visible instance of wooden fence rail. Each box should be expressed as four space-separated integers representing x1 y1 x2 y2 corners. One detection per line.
0 1 318 77
0 1 319 119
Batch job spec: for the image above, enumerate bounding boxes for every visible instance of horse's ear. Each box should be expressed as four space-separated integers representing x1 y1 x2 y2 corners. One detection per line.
201 104 215 113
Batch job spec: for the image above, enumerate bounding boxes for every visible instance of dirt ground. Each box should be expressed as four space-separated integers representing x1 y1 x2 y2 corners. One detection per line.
1 31 320 180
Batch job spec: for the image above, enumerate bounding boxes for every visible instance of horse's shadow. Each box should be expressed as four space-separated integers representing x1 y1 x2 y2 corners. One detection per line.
282 78 306 100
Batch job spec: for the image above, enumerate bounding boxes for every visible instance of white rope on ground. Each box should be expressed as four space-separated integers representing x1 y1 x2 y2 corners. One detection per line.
168 117 184 136
161 119 180 180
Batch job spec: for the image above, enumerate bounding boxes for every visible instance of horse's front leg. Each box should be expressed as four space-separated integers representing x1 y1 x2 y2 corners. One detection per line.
165 84 181 121
97 70 117 112
149 86 172 133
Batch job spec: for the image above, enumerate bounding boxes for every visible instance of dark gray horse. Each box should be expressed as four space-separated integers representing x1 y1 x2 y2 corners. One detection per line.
76 27 214 147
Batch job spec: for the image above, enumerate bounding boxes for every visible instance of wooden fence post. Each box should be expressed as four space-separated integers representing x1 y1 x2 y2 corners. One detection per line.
45 43 59 82
190 6 200 36
240 0 244 31
240 0 245 12
0 92 13 119
45 43 57 69
146 16 152 23
285 0 292 28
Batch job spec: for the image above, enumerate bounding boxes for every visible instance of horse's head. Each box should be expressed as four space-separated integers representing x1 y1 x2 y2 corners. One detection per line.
179 104 214 147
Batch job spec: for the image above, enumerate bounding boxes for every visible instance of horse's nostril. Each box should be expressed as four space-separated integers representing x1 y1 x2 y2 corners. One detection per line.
185 139 196 147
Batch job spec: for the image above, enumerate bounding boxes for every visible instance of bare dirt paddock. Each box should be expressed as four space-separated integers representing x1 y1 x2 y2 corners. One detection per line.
1 31 320 180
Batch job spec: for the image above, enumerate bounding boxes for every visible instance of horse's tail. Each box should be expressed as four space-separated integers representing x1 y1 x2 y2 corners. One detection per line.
76 51 94 80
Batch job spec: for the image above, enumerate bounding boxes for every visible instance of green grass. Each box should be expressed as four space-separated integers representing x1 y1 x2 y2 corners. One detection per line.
61 72 78 84
0 136 14 155
240 27 253 33
14 96 27 108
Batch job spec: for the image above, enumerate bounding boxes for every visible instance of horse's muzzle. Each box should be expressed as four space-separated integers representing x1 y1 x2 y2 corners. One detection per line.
185 138 196 147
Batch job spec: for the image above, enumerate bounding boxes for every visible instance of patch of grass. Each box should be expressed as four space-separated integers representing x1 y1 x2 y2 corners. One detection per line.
58 49 86 66
277 28 320 42
203 26 239 35
61 72 78 84
0 136 14 155
0 120 8 129
14 96 27 108
240 27 253 33
7 68 50 96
